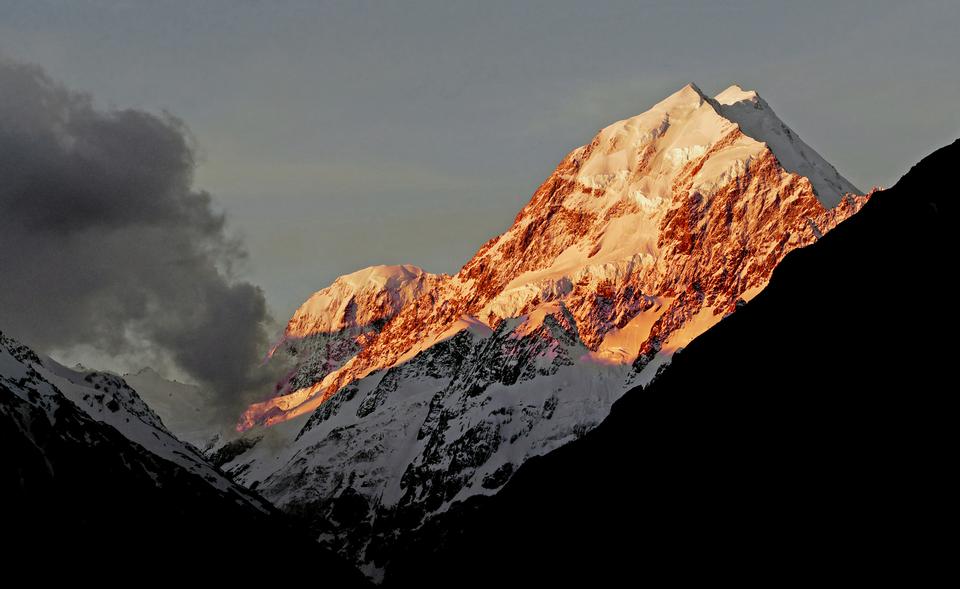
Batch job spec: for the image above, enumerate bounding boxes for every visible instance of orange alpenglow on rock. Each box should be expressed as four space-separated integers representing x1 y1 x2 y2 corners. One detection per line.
239 83 865 432
224 84 868 576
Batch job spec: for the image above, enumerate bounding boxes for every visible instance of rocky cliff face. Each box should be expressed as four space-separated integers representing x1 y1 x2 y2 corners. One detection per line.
226 83 867 577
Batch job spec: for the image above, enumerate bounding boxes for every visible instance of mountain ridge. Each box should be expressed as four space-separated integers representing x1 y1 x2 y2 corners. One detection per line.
0 329 370 584
384 137 956 585
241 82 864 430
214 83 868 577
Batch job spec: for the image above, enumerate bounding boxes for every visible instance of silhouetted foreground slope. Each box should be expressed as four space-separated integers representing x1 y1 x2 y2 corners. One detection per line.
388 140 957 585
0 341 370 585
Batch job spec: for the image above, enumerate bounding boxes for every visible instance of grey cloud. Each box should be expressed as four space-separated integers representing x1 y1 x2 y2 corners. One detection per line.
0 57 281 421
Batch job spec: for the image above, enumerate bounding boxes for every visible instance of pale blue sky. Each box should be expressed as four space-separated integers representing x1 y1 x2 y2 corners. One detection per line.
2 0 958 321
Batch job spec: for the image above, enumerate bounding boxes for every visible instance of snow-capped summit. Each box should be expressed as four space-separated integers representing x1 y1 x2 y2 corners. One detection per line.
226 83 868 577
285 264 442 338
652 82 708 109
239 264 445 431
713 84 860 206
287 80 864 394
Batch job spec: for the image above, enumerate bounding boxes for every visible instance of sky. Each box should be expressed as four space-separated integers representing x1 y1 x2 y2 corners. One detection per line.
2 0 959 327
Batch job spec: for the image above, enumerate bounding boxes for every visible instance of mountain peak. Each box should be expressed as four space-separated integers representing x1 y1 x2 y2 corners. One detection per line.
710 85 861 206
715 83 760 105
231 83 870 572
286 263 443 339
653 82 708 111
247 82 868 429
334 264 429 290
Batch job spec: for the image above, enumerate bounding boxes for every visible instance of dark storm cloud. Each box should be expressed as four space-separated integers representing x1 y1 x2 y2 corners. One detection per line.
0 57 279 416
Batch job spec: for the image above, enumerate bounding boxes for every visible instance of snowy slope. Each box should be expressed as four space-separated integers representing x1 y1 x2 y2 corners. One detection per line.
1 329 375 583
713 84 860 207
226 83 868 576
385 139 958 585
0 330 259 501
285 265 443 339
240 265 446 430
225 305 632 580
123 367 221 449
240 83 865 431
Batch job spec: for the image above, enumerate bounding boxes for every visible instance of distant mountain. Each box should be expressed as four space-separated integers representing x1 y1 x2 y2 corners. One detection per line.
239 264 445 431
219 83 867 575
122 366 221 449
386 140 957 585
0 330 369 584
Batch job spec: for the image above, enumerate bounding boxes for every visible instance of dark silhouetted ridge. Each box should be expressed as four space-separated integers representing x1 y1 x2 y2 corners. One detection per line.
387 139 958 585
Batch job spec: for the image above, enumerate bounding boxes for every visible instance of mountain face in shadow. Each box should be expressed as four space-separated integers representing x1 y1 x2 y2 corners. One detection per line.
386 140 957 585
0 332 369 585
